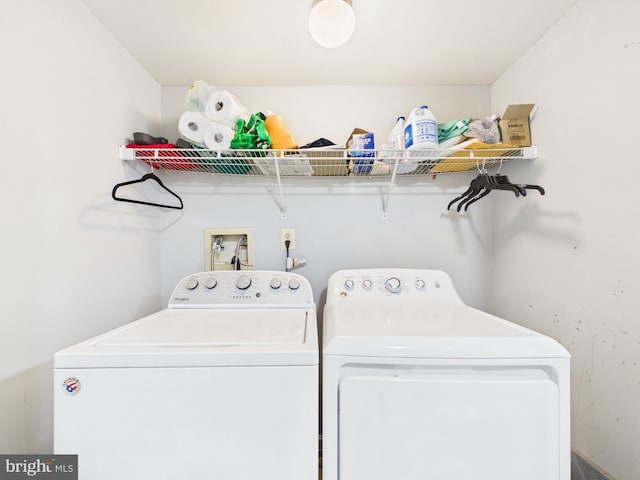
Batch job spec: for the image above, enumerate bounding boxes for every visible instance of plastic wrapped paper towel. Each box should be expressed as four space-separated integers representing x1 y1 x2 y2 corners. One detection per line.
184 80 218 112
205 90 247 129
178 111 212 145
204 123 234 150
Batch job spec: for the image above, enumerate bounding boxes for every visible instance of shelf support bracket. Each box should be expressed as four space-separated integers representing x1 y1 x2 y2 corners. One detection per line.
381 156 400 219
273 157 287 219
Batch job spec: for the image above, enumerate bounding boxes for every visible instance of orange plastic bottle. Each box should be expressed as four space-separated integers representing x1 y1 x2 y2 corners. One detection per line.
264 111 298 149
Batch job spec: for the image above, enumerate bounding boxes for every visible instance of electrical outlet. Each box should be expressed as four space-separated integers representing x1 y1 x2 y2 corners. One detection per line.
281 228 296 250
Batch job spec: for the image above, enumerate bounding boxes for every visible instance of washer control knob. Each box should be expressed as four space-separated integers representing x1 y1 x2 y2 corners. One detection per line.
235 274 252 290
204 277 218 290
384 277 401 294
362 279 373 290
288 278 301 290
415 279 426 290
185 277 199 290
344 279 355 290
270 278 282 289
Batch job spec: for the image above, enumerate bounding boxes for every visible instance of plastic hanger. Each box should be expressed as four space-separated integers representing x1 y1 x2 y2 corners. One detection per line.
112 172 184 210
447 170 545 212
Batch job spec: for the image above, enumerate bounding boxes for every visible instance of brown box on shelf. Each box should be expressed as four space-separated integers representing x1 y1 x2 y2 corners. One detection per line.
499 104 536 146
305 148 349 176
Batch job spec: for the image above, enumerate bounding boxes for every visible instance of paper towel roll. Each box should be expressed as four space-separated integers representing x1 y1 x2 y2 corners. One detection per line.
178 111 212 145
204 122 234 150
204 90 247 128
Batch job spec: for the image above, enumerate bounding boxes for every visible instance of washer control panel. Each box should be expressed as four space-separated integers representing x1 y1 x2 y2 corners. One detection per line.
327 269 461 303
169 271 313 308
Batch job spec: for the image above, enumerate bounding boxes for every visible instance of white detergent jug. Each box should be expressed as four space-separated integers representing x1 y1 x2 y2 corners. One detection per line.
404 105 438 152
388 116 406 149
386 116 416 174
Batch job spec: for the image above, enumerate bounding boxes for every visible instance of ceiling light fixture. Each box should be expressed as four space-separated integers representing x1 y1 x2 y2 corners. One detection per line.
308 0 356 49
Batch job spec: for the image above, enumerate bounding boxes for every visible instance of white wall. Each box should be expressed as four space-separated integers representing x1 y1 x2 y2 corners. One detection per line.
0 1 162 452
491 1 640 478
159 86 495 312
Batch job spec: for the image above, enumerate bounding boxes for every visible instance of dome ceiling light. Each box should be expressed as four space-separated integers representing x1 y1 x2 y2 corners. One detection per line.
308 0 356 48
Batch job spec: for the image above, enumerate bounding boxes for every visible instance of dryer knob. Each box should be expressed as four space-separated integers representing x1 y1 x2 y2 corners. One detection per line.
344 279 355 290
235 274 252 290
185 278 199 290
204 277 218 290
270 278 282 289
384 277 401 294
415 279 426 290
288 278 301 290
362 279 373 290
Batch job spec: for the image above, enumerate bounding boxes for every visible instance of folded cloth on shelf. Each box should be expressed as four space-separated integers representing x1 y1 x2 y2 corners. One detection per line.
438 119 471 143
300 138 336 149
463 115 501 143
126 143 198 171
174 138 251 174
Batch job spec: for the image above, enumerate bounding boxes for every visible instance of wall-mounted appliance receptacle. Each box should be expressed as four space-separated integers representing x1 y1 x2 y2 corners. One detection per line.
281 229 296 250
204 227 255 271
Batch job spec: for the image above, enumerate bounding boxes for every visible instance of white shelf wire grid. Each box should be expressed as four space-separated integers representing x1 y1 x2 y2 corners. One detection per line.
119 145 537 178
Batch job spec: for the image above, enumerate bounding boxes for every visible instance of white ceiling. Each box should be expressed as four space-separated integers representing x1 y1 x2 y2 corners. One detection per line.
81 0 577 87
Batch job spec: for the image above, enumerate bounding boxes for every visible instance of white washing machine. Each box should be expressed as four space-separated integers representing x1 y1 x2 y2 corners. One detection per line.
323 269 570 480
54 271 318 480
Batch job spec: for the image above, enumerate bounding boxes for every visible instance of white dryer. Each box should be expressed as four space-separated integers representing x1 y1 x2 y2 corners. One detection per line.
55 271 318 480
323 269 570 480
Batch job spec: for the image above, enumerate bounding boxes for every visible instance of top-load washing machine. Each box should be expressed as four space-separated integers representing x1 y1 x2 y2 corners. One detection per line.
54 271 318 480
323 269 570 480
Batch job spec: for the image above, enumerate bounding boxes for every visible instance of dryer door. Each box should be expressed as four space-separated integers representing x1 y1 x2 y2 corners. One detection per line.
339 368 560 480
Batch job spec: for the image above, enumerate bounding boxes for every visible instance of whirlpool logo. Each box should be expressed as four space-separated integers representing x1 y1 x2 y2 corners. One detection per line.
0 456 77 479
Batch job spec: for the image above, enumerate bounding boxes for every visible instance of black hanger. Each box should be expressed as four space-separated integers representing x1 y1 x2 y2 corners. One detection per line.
112 173 184 210
447 172 544 211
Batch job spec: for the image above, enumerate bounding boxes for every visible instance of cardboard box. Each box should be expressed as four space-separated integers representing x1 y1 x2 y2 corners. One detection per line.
499 104 536 146
345 128 375 174
305 148 349 176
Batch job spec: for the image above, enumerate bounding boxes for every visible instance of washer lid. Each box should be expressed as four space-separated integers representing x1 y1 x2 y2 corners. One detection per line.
55 308 318 368
323 303 569 359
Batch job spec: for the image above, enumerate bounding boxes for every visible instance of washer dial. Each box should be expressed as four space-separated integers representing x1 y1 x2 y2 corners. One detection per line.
270 278 282 289
185 278 199 290
204 277 218 290
235 274 252 290
288 278 301 290
384 277 401 294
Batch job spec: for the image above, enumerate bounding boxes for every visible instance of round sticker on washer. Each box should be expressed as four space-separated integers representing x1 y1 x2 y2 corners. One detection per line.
63 377 81 395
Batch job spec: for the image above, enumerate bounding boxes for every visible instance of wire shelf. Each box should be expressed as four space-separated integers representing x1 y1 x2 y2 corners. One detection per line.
119 144 537 178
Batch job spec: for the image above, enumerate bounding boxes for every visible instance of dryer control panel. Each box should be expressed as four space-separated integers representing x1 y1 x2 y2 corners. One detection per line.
169 271 313 308
326 269 462 304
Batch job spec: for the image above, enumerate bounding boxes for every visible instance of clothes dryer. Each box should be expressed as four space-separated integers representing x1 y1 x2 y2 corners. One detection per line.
323 269 570 480
55 271 318 480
